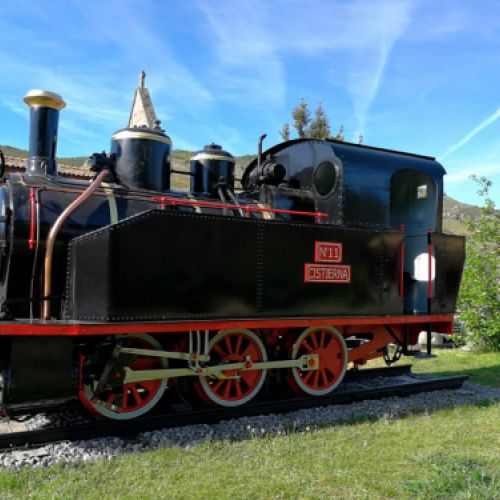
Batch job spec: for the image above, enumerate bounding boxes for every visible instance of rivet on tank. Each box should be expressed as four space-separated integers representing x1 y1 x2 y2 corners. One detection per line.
190 143 235 196
23 89 66 177
110 71 172 192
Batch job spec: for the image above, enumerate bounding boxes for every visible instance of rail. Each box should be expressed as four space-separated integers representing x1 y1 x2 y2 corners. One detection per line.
0 368 468 450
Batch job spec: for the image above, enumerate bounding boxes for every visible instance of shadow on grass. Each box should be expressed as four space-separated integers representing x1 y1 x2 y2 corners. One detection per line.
171 387 499 450
412 365 500 388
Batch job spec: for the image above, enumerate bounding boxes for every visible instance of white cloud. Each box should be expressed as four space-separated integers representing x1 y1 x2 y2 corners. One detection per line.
194 0 415 132
195 0 286 108
439 107 500 160
445 163 500 183
72 0 214 113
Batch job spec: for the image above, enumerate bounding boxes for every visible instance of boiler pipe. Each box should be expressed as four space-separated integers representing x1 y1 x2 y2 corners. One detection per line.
42 170 108 320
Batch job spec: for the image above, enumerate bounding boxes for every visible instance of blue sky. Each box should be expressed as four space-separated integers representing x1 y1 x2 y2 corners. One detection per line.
0 0 499 206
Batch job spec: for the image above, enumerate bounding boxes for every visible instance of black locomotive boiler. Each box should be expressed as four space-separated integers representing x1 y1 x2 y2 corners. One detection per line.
0 77 465 419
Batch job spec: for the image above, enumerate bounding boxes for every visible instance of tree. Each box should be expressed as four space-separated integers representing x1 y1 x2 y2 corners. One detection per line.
291 98 311 138
334 124 344 141
280 98 351 142
308 101 331 140
458 176 500 351
279 122 290 141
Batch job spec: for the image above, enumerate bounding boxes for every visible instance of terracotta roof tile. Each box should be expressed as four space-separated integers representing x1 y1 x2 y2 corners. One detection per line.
4 156 93 178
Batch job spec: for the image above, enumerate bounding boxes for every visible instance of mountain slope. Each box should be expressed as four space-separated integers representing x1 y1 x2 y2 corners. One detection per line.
0 144 478 235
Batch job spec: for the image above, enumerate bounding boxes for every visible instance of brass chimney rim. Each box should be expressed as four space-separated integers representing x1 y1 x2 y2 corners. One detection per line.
23 89 66 110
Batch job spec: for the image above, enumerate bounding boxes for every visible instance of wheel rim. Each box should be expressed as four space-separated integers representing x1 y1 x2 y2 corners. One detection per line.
198 329 267 407
79 334 168 420
290 327 347 396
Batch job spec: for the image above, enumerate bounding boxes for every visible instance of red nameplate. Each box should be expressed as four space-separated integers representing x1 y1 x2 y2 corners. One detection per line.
314 241 342 263
304 263 351 283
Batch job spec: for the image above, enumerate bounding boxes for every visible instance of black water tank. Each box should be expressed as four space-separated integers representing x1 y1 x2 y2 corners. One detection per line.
190 144 235 196
110 127 172 191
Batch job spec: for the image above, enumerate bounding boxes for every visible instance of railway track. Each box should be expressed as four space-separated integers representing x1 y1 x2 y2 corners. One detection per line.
0 365 468 451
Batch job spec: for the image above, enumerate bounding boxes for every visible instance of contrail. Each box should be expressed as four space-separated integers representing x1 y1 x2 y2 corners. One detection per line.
439 107 500 161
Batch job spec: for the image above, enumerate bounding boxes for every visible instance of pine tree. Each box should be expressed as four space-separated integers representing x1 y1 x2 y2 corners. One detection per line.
291 98 311 138
279 123 291 141
308 101 331 140
282 99 351 142
334 124 344 141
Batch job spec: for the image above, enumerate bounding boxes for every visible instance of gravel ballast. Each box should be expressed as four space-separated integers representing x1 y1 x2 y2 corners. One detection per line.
0 381 498 470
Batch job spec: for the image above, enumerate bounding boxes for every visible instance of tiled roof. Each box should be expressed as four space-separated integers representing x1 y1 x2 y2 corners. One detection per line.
4 156 93 178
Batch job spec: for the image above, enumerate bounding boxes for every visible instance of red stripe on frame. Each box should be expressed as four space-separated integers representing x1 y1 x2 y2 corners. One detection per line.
0 315 455 337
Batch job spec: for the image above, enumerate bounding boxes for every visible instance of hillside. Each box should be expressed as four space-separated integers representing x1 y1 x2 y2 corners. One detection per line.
442 195 483 235
0 144 479 234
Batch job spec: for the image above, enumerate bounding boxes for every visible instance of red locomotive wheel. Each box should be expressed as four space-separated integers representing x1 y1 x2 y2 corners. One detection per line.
197 329 267 407
79 334 168 420
289 326 347 396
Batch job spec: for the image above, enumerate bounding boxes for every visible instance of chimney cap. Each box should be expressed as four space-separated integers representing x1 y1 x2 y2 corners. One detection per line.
23 89 66 110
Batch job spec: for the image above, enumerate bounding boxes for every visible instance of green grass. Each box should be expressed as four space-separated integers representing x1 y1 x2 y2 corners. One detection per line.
0 351 498 499
367 350 500 388
410 350 500 388
0 403 498 499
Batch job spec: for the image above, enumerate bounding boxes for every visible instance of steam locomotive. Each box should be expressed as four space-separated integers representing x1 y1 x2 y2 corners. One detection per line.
0 76 465 419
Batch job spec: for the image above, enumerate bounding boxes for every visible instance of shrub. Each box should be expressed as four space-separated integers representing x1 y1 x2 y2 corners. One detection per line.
458 177 500 352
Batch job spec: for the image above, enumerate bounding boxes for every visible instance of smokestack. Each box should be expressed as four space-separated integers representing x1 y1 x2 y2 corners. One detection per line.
23 90 66 177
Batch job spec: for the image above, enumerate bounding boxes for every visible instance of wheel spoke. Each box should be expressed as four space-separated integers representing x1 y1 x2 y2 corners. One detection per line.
212 343 226 357
234 335 243 355
80 334 167 420
212 379 224 392
223 380 232 399
199 330 267 406
131 385 142 405
325 366 335 377
240 342 254 359
235 382 242 398
289 328 347 396
301 340 313 353
320 330 326 348
122 386 129 409
225 335 233 354
310 332 319 349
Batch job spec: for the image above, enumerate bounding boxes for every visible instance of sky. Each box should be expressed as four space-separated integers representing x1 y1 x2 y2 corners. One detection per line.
0 0 499 206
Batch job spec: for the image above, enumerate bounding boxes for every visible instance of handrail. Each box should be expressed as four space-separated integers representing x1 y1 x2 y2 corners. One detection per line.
151 196 329 219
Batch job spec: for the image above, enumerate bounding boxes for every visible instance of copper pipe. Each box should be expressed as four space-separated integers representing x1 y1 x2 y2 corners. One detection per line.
42 170 108 320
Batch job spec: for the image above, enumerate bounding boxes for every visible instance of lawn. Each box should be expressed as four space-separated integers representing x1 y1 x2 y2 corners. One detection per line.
368 349 500 388
0 350 498 499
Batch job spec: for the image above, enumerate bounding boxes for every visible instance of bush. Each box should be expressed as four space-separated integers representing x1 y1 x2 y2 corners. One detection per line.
458 177 500 352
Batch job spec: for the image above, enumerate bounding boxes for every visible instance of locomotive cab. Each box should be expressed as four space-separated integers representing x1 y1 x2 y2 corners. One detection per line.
390 169 439 313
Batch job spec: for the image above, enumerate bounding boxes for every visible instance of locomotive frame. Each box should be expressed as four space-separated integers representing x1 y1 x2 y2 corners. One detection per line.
0 75 465 420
